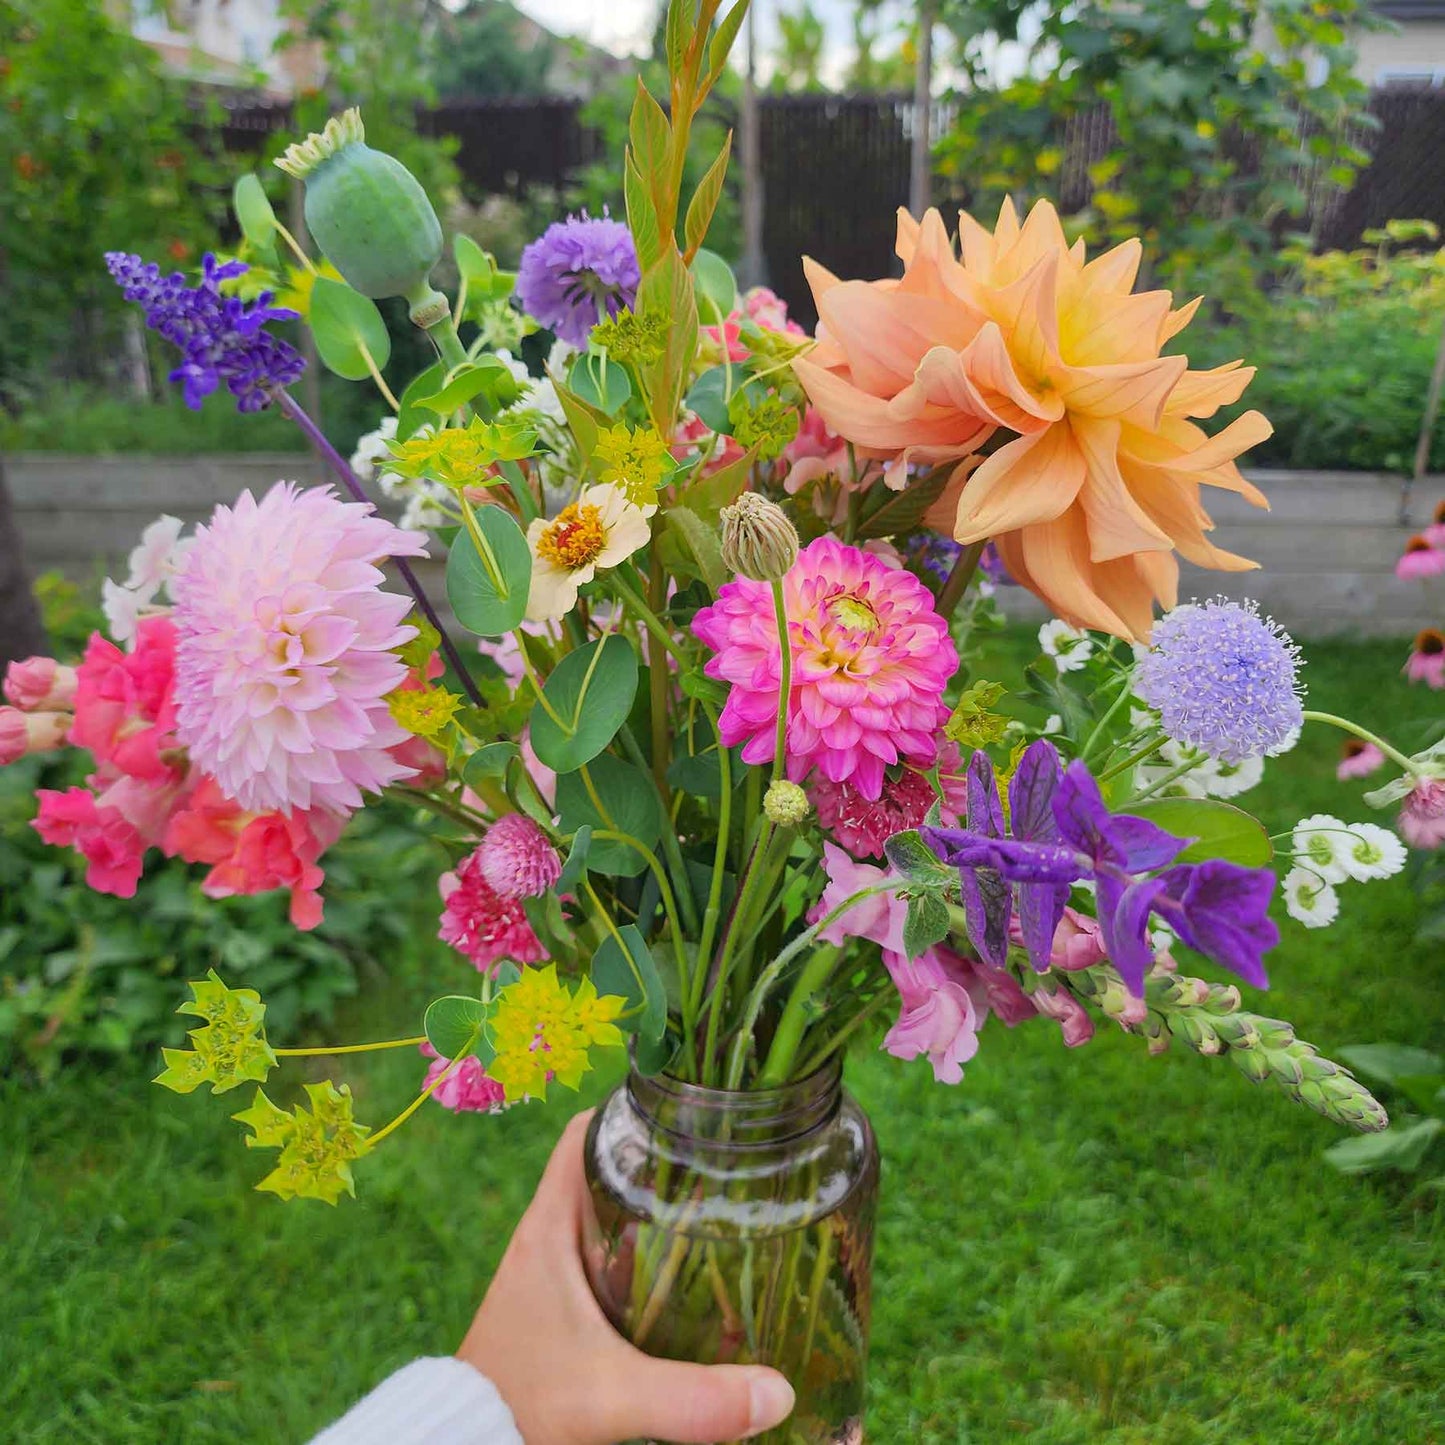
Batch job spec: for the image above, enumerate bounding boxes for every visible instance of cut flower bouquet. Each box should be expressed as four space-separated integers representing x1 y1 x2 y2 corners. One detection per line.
4 9 1438 1438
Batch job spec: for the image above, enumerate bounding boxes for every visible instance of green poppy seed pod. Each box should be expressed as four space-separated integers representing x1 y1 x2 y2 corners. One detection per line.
764 780 810 827
719 493 800 582
275 109 444 320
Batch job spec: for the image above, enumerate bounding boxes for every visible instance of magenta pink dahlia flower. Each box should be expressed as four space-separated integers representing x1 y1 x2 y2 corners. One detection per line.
170 483 427 815
693 536 957 800
439 848 548 973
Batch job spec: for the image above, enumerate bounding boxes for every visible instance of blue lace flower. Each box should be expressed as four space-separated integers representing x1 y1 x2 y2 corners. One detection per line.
105 252 305 413
1134 598 1304 764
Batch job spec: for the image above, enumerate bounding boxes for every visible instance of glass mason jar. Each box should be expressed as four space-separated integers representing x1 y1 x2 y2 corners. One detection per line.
583 1060 879 1445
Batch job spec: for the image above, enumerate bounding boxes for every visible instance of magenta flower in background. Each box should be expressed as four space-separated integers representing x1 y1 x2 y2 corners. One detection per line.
923 750 1279 996
1395 535 1445 582
170 483 428 816
1337 739 1385 780
694 536 957 800
106 252 304 412
1405 628 1445 689
515 214 640 348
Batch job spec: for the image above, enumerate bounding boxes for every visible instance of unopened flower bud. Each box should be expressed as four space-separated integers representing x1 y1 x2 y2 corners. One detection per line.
3 656 77 712
720 493 799 582
764 779 809 826
275 109 444 315
0 706 69 765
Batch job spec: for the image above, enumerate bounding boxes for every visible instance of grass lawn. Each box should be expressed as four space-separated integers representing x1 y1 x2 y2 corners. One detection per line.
3 637 1443 1443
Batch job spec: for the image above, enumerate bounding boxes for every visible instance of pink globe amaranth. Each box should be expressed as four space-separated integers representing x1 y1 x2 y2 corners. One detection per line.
169 482 427 817
1400 778 1445 849
693 535 958 800
4 656 77 712
477 813 562 899
439 848 549 973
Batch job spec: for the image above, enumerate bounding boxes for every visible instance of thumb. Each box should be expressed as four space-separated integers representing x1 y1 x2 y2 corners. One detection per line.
603 1354 795 1444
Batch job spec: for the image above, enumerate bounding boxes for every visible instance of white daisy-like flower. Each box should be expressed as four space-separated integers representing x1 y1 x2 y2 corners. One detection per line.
1283 867 1341 929
1201 753 1264 800
1339 822 1407 883
399 482 451 532
1038 619 1093 673
103 514 192 645
1291 814 1354 884
525 482 654 621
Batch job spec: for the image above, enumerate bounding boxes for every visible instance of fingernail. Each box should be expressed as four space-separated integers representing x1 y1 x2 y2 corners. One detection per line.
746 1372 796 1436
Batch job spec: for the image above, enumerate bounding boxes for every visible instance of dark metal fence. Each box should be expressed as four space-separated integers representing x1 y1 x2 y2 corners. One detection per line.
220 85 1445 327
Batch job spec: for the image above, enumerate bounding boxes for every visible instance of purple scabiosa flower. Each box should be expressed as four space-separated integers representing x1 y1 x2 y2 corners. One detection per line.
978 541 1013 585
921 745 1279 996
515 214 640 348
1134 598 1304 765
105 252 305 413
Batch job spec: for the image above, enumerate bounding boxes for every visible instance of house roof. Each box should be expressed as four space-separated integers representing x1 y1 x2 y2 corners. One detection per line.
1376 1 1445 19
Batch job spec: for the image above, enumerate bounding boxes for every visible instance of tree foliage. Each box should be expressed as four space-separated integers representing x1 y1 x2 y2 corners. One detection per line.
0 0 223 397
936 0 1378 283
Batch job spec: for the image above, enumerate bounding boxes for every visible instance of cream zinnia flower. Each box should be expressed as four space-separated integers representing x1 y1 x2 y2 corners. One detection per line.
524 483 653 621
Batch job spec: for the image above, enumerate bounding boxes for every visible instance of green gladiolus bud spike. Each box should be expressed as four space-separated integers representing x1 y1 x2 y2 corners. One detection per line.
275 109 444 319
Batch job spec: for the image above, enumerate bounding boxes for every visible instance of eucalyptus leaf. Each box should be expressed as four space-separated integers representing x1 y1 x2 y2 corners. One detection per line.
591 924 667 1043
569 352 632 415
1125 798 1273 867
691 247 738 317
555 756 663 876
233 174 277 250
557 826 593 895
529 636 639 773
446 506 532 637
463 742 519 788
423 995 485 1061
685 366 734 434
308 277 392 381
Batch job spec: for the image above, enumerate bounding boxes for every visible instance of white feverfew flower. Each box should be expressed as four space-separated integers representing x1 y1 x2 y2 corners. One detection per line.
350 416 398 484
1283 868 1341 929
1201 753 1264 800
1291 814 1354 885
1039 619 1093 673
1339 822 1408 883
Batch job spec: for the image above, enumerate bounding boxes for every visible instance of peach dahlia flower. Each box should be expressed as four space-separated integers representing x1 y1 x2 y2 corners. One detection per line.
794 201 1273 639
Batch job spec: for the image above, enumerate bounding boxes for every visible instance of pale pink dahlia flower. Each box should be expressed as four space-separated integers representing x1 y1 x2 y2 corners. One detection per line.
170 483 427 815
478 813 562 899
693 536 957 800
439 848 548 973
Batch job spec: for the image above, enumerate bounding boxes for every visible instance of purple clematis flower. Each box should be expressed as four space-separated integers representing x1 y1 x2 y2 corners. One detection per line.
921 746 1278 997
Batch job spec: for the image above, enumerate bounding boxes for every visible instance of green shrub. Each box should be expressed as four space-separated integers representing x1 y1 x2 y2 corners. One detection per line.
1188 225 1445 474
0 750 450 1079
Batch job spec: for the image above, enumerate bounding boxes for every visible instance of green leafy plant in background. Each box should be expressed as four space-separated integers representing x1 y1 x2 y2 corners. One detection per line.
1188 223 1445 473
935 0 1376 283
1325 1044 1445 1186
0 0 224 401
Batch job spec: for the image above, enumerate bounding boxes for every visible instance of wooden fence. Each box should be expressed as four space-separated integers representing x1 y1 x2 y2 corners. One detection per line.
8 455 1442 638
219 85 1445 329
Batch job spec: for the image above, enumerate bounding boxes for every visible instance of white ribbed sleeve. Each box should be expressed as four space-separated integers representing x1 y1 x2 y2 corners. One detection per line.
309 1357 524 1445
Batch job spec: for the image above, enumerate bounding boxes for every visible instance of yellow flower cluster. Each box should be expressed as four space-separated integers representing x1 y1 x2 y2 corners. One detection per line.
488 965 626 1102
594 423 669 508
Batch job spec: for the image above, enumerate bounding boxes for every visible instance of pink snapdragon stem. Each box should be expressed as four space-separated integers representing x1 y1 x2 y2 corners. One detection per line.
274 388 483 707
